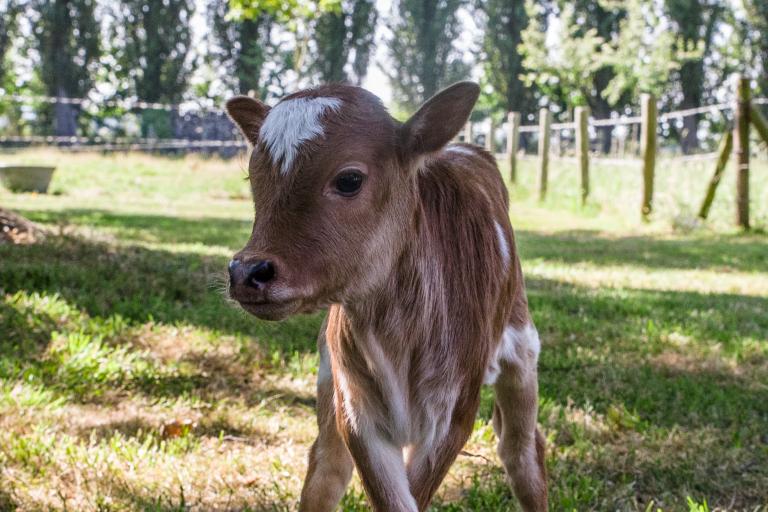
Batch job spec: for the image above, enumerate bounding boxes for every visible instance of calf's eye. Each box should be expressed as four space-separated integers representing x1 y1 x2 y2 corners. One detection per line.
333 170 364 197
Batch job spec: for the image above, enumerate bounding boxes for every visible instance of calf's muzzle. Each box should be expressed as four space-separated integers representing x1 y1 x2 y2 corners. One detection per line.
228 258 276 292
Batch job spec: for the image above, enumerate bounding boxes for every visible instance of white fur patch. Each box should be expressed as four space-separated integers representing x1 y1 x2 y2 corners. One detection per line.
259 96 342 175
336 370 359 432
444 144 476 157
484 323 540 385
317 340 332 385
495 220 510 270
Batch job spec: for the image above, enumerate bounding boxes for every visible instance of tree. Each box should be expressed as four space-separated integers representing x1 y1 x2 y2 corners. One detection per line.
603 0 684 105
388 0 471 112
560 0 626 152
111 0 195 104
520 2 607 113
222 0 372 95
31 0 100 135
742 1 768 96
478 0 535 118
110 0 195 138
208 0 273 97
312 0 377 84
0 0 23 87
664 0 724 153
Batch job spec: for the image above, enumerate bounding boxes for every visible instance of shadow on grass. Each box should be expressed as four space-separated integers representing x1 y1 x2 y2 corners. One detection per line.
0 233 322 354
2 226 767 510
2 224 766 432
0 487 16 512
516 228 768 273
19 208 252 249
20 209 768 273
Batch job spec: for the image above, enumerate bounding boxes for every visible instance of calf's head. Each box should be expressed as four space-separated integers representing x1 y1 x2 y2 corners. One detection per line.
226 83 479 320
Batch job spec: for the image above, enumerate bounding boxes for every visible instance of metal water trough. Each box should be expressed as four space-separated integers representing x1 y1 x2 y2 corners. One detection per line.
0 165 57 193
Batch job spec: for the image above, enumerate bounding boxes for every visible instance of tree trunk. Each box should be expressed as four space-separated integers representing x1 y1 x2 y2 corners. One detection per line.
53 88 78 137
599 125 613 154
681 114 699 154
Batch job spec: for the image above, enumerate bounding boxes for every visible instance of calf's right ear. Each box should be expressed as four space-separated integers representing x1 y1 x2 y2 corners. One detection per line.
400 81 480 156
225 96 270 145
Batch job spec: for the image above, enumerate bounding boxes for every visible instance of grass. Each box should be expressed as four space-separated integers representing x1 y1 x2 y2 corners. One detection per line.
0 148 766 511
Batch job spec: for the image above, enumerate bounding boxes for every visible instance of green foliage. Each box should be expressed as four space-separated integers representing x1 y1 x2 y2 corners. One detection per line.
741 0 768 95
110 0 195 103
25 0 100 135
208 0 274 97
602 0 688 104
0 0 23 87
477 0 532 115
312 0 377 84
388 0 470 113
520 1 607 109
228 0 341 23
31 0 100 98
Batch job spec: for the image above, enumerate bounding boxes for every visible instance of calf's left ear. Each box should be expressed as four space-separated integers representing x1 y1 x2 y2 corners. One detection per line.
400 81 480 156
225 96 270 145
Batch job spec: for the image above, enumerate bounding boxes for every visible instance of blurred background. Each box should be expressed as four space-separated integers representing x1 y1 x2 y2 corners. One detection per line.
0 0 766 151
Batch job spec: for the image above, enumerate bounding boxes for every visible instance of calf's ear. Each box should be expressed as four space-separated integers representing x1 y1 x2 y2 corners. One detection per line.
225 96 270 145
400 81 480 156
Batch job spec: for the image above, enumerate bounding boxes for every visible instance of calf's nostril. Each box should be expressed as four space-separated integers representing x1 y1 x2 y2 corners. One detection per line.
247 260 275 285
228 259 239 284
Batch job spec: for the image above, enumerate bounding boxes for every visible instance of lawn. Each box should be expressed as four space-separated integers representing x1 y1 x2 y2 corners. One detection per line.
0 149 766 511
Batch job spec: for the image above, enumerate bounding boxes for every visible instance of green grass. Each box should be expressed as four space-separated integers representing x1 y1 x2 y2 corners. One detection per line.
0 149 766 511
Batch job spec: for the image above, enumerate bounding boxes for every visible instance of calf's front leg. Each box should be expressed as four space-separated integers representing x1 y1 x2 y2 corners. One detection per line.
340 419 419 512
299 335 354 512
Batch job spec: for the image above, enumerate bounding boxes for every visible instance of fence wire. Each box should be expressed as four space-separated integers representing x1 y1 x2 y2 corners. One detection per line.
0 94 766 156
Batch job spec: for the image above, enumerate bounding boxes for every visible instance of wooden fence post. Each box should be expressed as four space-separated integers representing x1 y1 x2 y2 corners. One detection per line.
750 103 768 145
575 106 590 205
507 112 520 184
486 118 495 152
697 131 733 219
464 122 473 145
538 108 551 201
734 75 750 229
640 93 657 220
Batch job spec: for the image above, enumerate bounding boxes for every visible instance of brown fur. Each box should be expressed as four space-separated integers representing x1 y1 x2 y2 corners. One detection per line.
226 82 547 511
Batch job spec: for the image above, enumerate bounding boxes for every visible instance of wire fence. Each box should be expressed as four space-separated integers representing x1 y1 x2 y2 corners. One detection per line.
1 92 766 157
460 79 768 228
0 93 241 155
468 100 763 162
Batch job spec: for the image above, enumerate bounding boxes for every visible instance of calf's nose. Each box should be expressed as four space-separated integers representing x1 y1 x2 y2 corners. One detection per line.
228 258 276 288
246 260 275 285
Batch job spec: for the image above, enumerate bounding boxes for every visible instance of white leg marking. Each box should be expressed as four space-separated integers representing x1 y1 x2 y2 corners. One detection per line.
484 323 540 385
259 96 342 175
367 436 419 512
494 220 511 271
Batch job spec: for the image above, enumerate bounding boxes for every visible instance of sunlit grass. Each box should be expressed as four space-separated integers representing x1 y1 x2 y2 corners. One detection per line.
0 149 766 510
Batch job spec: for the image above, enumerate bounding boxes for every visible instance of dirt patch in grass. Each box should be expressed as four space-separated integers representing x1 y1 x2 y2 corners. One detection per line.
0 207 43 244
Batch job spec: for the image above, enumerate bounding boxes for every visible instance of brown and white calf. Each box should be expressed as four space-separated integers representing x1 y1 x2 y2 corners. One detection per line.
225 82 546 511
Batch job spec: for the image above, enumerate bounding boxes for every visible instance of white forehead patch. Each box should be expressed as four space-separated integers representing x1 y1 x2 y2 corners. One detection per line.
494 220 510 270
444 144 476 157
259 96 343 175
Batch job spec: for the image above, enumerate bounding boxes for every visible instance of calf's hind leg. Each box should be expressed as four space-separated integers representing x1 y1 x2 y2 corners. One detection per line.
299 334 354 512
492 325 547 512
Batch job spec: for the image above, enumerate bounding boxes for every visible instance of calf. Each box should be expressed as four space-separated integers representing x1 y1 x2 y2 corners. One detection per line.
226 82 546 511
